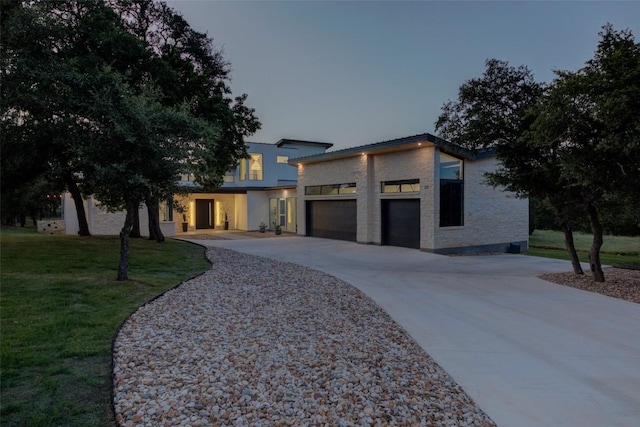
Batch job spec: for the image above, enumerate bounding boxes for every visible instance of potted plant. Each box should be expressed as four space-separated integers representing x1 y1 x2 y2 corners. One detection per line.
220 203 230 230
259 222 267 233
274 223 282 235
182 213 188 232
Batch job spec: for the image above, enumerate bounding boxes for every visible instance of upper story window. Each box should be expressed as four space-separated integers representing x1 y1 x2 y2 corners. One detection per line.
382 179 419 193
238 153 263 181
439 152 464 227
277 155 289 164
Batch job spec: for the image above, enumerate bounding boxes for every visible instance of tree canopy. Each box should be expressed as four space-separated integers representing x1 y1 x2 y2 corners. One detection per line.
436 25 640 282
1 0 261 280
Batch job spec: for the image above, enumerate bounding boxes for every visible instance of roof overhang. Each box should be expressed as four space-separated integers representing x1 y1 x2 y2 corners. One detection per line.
276 138 334 149
289 133 489 166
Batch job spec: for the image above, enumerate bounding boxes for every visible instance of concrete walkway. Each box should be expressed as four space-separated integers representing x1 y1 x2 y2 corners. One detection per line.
185 236 640 427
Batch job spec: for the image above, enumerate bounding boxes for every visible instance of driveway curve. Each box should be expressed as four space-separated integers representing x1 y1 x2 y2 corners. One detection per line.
189 236 640 427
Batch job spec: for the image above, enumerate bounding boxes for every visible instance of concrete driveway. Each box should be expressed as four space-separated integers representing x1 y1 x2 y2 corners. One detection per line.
187 236 640 427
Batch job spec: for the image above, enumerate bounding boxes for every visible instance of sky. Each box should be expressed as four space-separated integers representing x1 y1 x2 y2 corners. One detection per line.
165 0 640 150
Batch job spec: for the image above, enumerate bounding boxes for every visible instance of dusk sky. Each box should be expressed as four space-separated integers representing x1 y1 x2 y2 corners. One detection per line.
165 1 640 150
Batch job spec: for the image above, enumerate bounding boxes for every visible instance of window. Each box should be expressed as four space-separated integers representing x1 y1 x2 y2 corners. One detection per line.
239 159 246 181
339 183 357 194
305 183 357 195
248 153 263 180
382 179 420 193
440 153 463 180
223 175 234 183
277 155 289 164
238 153 263 181
159 200 173 221
305 185 322 196
439 153 463 227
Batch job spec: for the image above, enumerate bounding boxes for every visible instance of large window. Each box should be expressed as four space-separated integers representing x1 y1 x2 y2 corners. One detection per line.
439 152 464 227
239 159 246 181
248 153 263 180
270 197 295 231
159 200 173 221
238 153 263 181
305 183 357 196
381 179 420 193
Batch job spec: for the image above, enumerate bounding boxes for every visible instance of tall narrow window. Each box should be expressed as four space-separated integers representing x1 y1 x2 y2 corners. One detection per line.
239 159 247 181
249 153 263 180
439 152 464 227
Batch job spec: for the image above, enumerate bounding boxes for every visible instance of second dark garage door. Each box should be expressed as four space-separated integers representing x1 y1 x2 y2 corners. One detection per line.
381 199 420 249
306 200 357 242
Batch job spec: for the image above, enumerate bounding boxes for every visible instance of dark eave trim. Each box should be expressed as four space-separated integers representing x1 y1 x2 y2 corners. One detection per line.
276 138 334 149
290 133 489 165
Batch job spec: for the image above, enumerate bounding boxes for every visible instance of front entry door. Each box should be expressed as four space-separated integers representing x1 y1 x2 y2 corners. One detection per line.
195 199 214 229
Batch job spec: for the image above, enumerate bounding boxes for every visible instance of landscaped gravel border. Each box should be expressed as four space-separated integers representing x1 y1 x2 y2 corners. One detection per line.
113 247 495 426
540 267 640 304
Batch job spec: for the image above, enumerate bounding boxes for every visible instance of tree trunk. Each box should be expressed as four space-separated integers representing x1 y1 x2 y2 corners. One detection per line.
147 199 165 243
528 199 535 235
130 207 141 238
117 201 135 281
560 222 584 275
585 201 605 282
64 173 91 236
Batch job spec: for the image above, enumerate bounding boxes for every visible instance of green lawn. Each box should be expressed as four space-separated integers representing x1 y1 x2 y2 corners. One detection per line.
0 228 210 426
528 230 640 266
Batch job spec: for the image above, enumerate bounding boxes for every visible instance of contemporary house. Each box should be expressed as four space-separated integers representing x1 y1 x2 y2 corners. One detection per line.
291 133 528 254
63 132 528 254
62 139 332 236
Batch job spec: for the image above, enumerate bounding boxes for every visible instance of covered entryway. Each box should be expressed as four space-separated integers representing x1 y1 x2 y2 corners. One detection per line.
195 199 215 229
306 200 356 241
381 199 420 249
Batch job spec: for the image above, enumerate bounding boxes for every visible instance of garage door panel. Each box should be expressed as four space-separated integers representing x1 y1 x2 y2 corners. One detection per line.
306 200 356 242
382 199 420 249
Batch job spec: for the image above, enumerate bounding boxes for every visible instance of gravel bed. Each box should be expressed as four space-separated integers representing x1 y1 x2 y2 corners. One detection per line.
113 247 495 427
540 267 640 304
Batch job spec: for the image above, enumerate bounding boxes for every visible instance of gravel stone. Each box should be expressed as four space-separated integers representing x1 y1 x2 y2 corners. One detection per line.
113 247 495 426
540 267 640 303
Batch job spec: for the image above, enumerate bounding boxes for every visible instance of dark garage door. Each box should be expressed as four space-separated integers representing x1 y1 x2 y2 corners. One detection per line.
382 199 420 249
306 200 357 242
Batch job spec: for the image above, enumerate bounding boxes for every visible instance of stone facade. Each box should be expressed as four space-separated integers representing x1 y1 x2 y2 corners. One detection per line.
37 219 66 234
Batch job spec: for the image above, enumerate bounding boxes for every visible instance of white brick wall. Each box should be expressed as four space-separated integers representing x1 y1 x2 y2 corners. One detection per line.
296 155 368 240
90 199 149 235
370 147 436 247
297 146 528 252
433 156 529 251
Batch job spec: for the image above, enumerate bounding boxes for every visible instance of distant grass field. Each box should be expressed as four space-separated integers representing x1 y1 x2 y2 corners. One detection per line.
0 228 210 427
528 230 640 267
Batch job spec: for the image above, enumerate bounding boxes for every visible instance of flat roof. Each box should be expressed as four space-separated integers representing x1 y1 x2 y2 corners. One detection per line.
289 133 493 165
275 139 334 149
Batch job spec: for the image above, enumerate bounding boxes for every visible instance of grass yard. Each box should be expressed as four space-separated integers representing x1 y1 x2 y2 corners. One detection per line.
528 229 640 267
0 228 210 426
